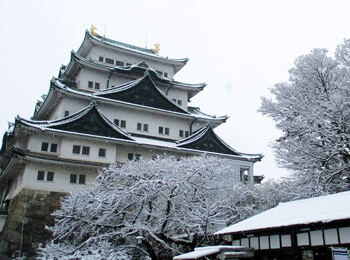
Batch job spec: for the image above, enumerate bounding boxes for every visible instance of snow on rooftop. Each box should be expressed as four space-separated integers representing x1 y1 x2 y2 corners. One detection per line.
173 246 248 260
215 191 350 235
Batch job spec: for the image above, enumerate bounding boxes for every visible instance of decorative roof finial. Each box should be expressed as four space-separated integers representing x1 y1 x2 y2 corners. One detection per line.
152 44 160 54
90 25 99 36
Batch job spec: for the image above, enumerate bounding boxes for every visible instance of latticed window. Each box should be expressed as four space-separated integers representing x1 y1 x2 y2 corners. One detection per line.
79 175 86 184
70 174 77 183
50 143 58 153
98 148 106 157
82 146 90 155
72 145 81 154
37 171 45 181
47 172 54 181
41 142 49 152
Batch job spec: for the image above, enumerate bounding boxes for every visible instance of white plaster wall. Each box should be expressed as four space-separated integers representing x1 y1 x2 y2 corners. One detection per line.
156 86 188 110
221 159 253 184
109 74 136 88
27 132 117 164
27 133 61 153
98 102 194 140
48 97 90 120
86 46 175 79
48 95 209 141
115 144 183 163
60 137 117 164
74 64 189 106
75 67 109 92
19 162 98 194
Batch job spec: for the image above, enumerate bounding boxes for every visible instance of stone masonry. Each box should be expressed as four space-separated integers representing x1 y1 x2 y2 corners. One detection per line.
0 189 67 257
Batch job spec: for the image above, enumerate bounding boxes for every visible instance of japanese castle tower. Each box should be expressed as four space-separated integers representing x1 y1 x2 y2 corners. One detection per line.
0 29 262 255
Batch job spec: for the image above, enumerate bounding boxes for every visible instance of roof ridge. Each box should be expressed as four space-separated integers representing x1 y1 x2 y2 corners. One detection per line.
86 30 189 63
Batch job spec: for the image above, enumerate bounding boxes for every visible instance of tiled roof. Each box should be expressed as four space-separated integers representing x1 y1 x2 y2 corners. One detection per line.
215 191 350 235
62 51 205 91
20 102 134 141
94 72 190 114
177 123 262 160
80 30 188 64
34 78 223 124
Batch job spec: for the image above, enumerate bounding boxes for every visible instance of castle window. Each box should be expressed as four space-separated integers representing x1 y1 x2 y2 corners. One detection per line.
41 142 49 152
79 175 86 184
82 146 90 155
185 131 189 138
98 56 103 62
126 63 132 66
165 127 170 135
179 130 184 137
72 145 81 154
47 172 54 181
114 119 120 126
105 58 114 64
50 143 58 153
95 82 100 89
37 171 45 181
128 153 141 161
121 120 126 128
177 100 182 106
70 174 86 184
115 60 124 66
98 148 106 157
88 81 93 88
70 174 77 183
64 110 70 117
159 127 163 134
137 123 148 132
164 72 168 77
37 171 54 182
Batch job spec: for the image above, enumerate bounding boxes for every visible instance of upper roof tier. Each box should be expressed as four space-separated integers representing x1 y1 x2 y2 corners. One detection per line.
32 78 228 126
8 102 260 162
61 51 205 99
20 102 134 141
94 72 189 114
177 123 263 162
77 30 188 75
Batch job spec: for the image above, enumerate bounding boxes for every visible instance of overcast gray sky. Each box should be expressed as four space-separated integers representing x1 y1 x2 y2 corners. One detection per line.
1 0 350 180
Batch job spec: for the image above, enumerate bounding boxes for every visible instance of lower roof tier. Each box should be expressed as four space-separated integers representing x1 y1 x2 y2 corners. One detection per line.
12 102 262 162
32 78 228 128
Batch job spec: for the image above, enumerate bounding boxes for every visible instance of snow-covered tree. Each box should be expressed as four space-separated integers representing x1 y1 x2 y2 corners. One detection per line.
38 155 312 259
38 156 242 259
260 40 350 193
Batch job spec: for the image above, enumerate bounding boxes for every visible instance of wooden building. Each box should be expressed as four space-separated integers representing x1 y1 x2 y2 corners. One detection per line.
215 191 350 259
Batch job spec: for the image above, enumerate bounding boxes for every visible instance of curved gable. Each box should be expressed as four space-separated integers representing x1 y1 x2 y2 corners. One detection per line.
95 73 189 114
50 104 133 140
177 123 241 156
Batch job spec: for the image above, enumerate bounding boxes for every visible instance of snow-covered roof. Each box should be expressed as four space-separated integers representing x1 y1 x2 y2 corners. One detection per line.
173 246 252 260
177 123 262 161
215 191 350 235
19 101 134 141
18 102 260 162
77 30 188 74
33 78 225 126
62 51 205 95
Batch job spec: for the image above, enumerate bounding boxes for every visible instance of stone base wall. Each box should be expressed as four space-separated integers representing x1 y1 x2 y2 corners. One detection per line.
0 189 67 257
